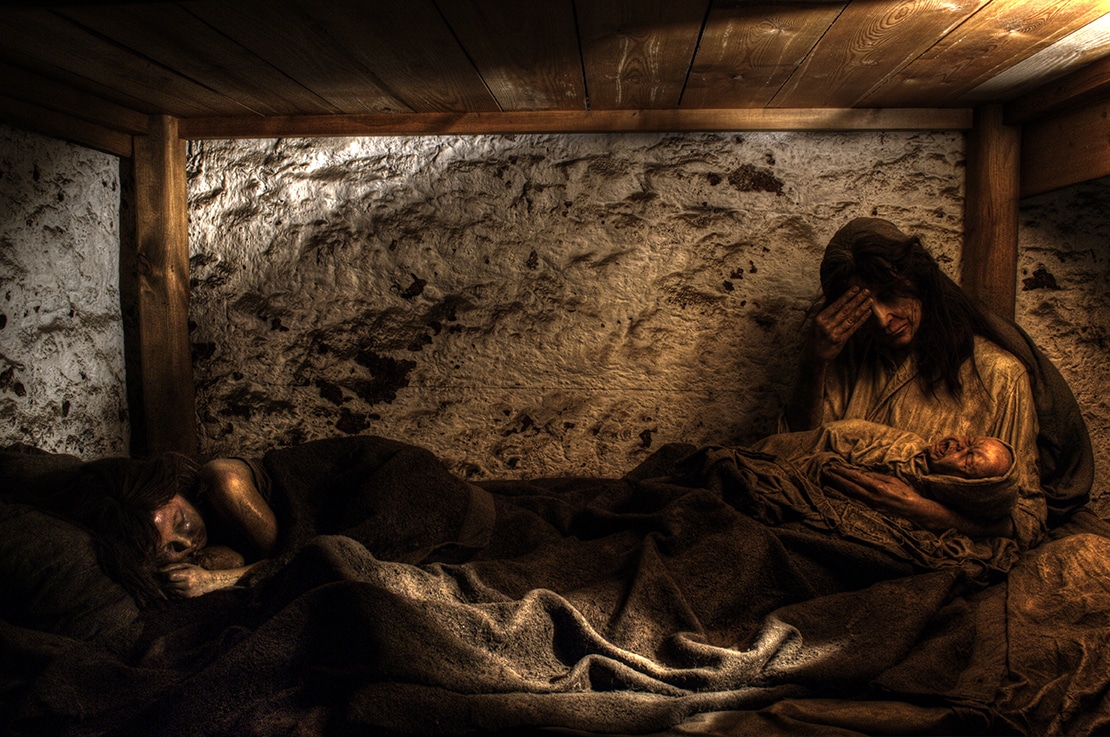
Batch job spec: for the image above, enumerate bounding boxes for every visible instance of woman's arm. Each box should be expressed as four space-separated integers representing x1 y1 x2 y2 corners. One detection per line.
824 465 1013 538
191 544 245 570
199 458 278 557
161 561 266 598
784 287 872 431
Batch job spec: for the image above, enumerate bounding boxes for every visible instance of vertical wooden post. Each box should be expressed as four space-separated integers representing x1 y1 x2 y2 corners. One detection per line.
962 104 1021 320
129 115 196 456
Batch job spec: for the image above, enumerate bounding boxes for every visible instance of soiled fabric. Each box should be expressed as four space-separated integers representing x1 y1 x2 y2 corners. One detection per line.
2 436 1108 737
678 438 1020 585
755 419 1021 523
982 312 1095 522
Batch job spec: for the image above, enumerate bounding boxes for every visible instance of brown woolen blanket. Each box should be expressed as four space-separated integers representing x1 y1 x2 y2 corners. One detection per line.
4 436 1108 736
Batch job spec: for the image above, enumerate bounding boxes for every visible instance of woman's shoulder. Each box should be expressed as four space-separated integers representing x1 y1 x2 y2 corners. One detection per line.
200 457 272 502
972 336 1028 379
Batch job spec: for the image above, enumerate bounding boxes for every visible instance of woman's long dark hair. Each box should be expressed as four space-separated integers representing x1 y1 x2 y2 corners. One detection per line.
820 227 1014 397
52 454 203 607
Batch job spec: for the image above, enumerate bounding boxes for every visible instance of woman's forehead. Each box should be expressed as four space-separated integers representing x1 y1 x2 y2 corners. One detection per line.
154 493 195 521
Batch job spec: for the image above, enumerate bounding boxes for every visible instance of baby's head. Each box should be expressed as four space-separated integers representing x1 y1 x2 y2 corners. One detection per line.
925 435 1013 480
920 435 1019 523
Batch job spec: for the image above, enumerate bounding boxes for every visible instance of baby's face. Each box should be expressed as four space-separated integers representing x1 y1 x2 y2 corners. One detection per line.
926 436 1012 479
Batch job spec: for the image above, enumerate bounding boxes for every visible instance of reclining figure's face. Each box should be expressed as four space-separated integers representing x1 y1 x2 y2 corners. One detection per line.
152 493 208 564
926 436 1012 479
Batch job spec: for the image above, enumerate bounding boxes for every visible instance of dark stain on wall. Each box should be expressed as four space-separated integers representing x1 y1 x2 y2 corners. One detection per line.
316 379 345 405
351 348 416 406
193 342 217 361
1 366 26 397
218 387 294 420
503 413 537 437
1022 266 1060 291
396 274 427 300
728 164 783 195
336 407 372 435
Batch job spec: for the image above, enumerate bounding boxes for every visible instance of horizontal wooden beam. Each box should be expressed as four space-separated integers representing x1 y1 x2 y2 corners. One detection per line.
1021 97 1110 199
0 93 132 157
179 108 974 139
1006 53 1110 125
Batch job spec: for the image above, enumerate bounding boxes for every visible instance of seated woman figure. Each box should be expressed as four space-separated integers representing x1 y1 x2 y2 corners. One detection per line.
782 217 1046 546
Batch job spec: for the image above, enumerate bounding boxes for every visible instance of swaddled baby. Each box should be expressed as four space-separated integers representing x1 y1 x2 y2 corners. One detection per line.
753 419 1019 524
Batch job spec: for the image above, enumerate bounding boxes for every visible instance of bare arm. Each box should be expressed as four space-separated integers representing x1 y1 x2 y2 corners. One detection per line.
161 561 266 598
784 286 872 431
199 458 278 556
824 465 1013 539
192 544 245 571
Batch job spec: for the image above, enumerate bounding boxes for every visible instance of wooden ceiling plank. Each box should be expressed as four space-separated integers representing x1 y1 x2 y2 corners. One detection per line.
0 50 160 120
578 0 710 110
0 8 251 117
1006 45 1110 123
864 0 1110 107
1021 98 1110 198
186 0 412 114
683 1 844 109
294 0 499 113
437 0 586 111
771 0 989 108
57 3 340 117
0 94 132 157
178 108 973 140
960 11 1110 106
0 60 149 134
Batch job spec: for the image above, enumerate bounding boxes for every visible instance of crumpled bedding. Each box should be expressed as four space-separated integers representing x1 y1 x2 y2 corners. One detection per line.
3 436 1109 737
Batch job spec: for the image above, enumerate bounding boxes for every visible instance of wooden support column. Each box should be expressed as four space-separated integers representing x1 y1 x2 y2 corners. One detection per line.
128 115 196 456
962 105 1021 320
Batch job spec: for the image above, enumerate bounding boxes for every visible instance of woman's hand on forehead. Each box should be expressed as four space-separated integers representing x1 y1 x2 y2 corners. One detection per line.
811 285 873 363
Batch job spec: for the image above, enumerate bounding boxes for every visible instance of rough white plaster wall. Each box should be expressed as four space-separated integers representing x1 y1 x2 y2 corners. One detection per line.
187 132 965 479
2 121 1103 514
1018 175 1110 518
0 123 128 457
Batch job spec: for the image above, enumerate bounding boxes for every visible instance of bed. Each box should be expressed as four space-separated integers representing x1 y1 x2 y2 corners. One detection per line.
2 328 1107 736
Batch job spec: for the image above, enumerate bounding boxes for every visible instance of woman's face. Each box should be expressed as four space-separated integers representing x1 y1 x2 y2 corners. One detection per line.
152 493 207 564
852 277 922 350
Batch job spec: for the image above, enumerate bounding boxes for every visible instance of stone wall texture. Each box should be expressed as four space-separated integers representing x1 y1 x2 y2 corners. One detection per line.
1017 176 1110 518
3 123 1107 521
0 124 128 457
187 132 968 480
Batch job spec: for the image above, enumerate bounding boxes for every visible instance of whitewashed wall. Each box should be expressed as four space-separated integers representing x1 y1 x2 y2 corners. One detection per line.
1018 175 1110 518
187 132 967 479
0 124 128 457
3 121 1106 520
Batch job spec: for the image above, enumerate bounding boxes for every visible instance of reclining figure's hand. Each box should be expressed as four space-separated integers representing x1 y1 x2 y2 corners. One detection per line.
160 560 262 598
